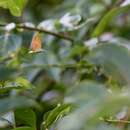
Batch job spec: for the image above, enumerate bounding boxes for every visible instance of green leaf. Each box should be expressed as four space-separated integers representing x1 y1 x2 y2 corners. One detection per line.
0 0 27 16
42 104 71 129
15 77 34 89
66 45 89 60
65 81 107 106
55 81 130 130
8 0 27 16
7 0 21 16
0 0 8 8
92 4 130 37
55 81 108 130
88 44 130 85
0 86 22 94
15 108 36 128
86 92 130 129
0 96 37 115
11 126 34 130
0 67 18 81
0 34 22 57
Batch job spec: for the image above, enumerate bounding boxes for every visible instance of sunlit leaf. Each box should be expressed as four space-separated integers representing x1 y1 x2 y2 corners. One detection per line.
0 86 22 94
9 0 28 16
11 127 34 130
15 77 34 89
0 0 8 8
0 0 27 16
42 104 71 129
92 4 130 37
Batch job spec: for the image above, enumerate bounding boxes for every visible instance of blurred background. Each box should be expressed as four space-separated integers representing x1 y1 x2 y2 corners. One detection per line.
0 0 130 130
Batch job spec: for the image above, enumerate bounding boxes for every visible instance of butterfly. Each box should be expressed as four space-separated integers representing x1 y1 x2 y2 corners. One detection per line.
29 32 44 53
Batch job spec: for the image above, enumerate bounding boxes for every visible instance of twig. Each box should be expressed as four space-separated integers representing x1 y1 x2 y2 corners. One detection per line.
100 117 130 124
22 63 92 69
0 23 74 42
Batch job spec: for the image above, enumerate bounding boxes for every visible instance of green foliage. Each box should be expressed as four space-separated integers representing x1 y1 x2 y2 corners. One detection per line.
14 108 36 128
92 4 130 37
0 0 27 16
0 96 37 114
88 44 130 85
0 0 130 130
42 104 71 129
11 127 34 130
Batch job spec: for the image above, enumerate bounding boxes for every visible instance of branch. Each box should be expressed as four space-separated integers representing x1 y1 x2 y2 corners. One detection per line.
22 63 92 69
0 23 74 42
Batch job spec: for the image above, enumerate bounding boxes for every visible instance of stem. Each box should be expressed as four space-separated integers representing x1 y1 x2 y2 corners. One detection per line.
22 63 92 69
100 118 130 124
0 23 74 42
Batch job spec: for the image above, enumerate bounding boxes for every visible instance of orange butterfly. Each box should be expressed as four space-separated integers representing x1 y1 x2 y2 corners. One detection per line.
29 32 43 53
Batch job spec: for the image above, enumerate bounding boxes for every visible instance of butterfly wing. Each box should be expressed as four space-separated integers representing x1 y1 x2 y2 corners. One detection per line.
29 32 43 53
